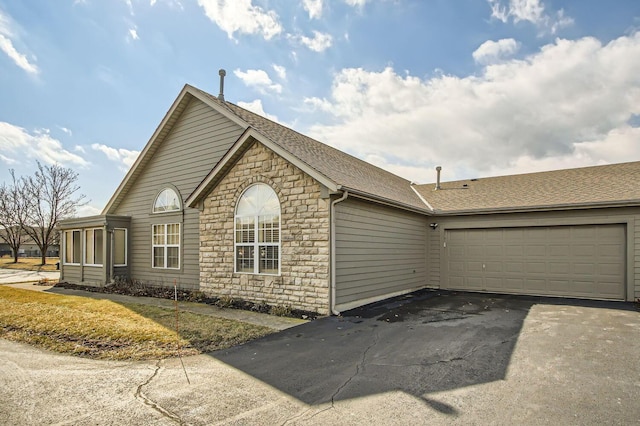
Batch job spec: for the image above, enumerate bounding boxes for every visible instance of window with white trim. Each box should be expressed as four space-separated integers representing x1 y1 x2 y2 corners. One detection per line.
153 188 181 213
235 184 280 274
63 230 81 265
152 223 180 269
114 228 127 266
84 228 104 266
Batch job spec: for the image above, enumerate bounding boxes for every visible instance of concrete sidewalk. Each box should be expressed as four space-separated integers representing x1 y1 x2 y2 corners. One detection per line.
0 268 59 284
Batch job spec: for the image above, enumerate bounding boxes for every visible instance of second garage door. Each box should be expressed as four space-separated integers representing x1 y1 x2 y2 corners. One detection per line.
445 224 626 300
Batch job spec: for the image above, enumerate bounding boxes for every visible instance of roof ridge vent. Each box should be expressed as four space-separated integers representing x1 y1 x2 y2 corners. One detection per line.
218 69 226 101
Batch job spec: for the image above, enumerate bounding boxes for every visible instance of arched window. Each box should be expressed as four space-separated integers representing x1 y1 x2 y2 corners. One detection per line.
235 184 280 275
153 188 181 213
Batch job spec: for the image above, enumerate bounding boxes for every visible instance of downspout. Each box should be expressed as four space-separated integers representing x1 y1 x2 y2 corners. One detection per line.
330 190 348 315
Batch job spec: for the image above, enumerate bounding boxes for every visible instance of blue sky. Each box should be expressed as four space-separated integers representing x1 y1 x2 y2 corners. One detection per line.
1 0 639 216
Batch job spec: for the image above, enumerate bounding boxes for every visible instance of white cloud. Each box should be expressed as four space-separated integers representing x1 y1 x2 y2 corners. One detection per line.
234 68 282 94
237 100 280 123
305 33 640 184
344 0 368 7
0 153 17 165
0 10 39 75
91 143 139 172
473 38 519 64
303 0 323 19
57 126 73 136
128 28 139 41
272 64 287 80
76 204 102 217
488 0 573 35
299 31 332 52
197 0 282 41
0 122 88 167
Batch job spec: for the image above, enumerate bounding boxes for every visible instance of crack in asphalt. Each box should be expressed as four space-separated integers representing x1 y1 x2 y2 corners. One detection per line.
330 328 380 405
280 329 381 425
135 360 186 425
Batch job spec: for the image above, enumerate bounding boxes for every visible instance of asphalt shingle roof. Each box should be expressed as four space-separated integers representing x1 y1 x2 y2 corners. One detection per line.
191 85 428 211
414 161 640 213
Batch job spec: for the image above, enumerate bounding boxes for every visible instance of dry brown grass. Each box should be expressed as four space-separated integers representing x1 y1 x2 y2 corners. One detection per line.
0 256 59 272
0 286 274 360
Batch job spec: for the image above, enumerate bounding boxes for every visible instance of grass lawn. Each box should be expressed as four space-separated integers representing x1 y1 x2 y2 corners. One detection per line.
0 256 59 272
0 286 274 360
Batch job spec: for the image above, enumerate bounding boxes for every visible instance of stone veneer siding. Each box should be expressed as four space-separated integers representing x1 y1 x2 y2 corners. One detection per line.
199 141 331 314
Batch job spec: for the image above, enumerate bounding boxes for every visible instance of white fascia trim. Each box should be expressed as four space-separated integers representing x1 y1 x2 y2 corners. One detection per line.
410 185 434 211
186 128 339 208
103 85 194 214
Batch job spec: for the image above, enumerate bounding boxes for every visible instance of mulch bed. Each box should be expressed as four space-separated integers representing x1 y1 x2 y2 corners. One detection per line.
54 280 319 320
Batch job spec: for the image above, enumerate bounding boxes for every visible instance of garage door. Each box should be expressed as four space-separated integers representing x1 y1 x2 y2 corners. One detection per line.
445 224 626 300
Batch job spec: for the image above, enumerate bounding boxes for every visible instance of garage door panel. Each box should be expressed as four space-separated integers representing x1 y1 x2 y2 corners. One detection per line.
599 263 623 276
485 245 503 257
548 245 571 256
573 244 597 256
505 262 524 273
445 224 625 301
573 263 595 275
485 262 503 273
524 278 547 292
548 262 571 274
526 245 547 257
526 262 547 274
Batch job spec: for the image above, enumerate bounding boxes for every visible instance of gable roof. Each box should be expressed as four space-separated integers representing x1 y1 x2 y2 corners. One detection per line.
186 86 429 212
102 85 247 214
413 161 640 214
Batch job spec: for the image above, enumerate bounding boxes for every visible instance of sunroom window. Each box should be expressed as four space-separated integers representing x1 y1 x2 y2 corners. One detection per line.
235 184 280 275
63 230 81 265
84 228 104 266
114 228 127 266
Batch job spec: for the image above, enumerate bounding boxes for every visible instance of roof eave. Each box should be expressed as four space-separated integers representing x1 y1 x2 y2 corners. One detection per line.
186 128 340 208
103 85 250 215
343 187 434 215
102 85 195 214
432 199 640 216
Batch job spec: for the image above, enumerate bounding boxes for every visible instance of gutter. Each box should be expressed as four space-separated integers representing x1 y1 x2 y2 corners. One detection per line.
342 187 432 215
330 190 349 315
432 199 640 216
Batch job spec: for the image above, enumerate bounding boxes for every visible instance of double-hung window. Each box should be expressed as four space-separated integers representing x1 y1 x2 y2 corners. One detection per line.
152 223 180 269
235 184 281 275
151 187 181 269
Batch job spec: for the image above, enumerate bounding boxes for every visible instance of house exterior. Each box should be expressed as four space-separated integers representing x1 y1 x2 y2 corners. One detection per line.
58 80 640 315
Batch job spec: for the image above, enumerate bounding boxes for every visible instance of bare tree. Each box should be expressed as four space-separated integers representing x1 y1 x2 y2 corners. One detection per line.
21 162 87 265
0 171 27 263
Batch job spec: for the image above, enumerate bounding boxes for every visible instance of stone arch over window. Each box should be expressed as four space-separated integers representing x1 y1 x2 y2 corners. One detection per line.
234 183 281 275
153 187 181 213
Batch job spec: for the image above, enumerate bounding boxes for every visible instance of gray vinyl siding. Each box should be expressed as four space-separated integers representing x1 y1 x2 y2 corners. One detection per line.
82 266 104 285
110 98 244 290
433 207 640 301
334 198 428 312
61 264 81 284
427 225 440 288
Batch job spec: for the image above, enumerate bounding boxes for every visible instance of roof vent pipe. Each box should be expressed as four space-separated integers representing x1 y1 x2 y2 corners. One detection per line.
218 69 226 101
435 166 442 190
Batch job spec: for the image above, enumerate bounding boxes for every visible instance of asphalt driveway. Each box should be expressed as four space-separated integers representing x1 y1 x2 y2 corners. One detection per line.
1 290 639 425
